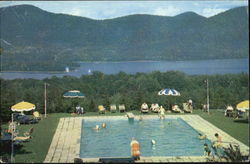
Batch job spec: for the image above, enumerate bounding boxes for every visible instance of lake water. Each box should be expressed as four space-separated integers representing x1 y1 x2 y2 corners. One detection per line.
0 58 248 80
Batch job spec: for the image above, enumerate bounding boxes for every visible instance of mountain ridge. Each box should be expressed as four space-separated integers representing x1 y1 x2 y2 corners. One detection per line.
0 5 248 71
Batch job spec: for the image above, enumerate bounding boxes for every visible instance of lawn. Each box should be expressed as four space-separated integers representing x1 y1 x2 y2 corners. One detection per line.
0 110 249 163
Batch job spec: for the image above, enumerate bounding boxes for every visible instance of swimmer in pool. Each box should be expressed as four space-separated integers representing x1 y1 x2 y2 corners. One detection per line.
102 123 106 128
198 133 206 140
93 125 100 131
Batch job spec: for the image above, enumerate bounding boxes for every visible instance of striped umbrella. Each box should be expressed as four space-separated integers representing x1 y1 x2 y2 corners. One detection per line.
63 90 85 98
158 88 181 96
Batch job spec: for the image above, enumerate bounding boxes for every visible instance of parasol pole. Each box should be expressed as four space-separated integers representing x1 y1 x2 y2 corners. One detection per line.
206 79 210 114
44 83 47 118
11 113 15 163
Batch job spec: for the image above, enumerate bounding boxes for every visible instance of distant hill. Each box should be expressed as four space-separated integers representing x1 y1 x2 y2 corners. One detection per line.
0 5 248 71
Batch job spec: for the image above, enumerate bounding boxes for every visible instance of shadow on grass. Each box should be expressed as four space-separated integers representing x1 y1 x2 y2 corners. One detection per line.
0 141 32 156
233 119 249 124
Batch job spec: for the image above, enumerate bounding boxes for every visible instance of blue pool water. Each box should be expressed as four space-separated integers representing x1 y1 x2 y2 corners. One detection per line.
80 118 213 158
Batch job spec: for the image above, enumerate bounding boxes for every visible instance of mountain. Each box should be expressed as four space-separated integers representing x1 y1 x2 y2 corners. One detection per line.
0 5 248 71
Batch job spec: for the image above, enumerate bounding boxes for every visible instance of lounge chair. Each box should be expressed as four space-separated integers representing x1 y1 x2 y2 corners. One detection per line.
33 111 42 120
141 103 149 113
110 104 117 113
98 105 106 114
14 127 34 142
118 104 125 113
150 103 160 113
224 106 234 117
183 103 193 113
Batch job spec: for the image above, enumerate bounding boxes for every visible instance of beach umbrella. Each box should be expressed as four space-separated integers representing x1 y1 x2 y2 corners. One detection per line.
158 88 181 96
11 101 36 112
158 88 181 109
63 90 85 98
63 90 85 113
236 100 249 112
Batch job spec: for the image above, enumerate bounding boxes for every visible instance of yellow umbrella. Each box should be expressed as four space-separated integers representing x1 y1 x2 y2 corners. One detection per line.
11 101 36 112
236 100 249 112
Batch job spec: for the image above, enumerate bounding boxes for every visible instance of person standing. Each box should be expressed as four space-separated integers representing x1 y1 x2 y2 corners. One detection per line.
159 106 165 119
130 137 140 160
80 107 84 114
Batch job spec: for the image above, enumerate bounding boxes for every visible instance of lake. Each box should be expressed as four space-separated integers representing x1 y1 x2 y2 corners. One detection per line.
0 58 248 80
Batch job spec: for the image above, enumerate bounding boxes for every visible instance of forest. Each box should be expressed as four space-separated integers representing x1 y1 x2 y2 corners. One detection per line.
0 71 249 122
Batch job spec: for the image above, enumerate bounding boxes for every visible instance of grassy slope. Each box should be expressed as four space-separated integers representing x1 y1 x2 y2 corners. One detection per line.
1 110 249 163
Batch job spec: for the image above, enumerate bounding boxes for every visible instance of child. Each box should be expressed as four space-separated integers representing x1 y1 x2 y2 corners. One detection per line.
204 143 211 156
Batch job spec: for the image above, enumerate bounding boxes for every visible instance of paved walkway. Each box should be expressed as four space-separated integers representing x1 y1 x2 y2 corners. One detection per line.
44 115 249 163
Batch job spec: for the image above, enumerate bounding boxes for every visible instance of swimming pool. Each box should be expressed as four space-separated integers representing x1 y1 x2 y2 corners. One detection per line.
80 117 213 158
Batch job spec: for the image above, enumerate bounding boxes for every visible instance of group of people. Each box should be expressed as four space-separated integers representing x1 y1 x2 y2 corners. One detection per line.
198 132 223 159
93 123 106 131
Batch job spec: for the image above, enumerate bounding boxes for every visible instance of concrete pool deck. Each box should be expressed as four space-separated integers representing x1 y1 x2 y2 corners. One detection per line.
44 115 249 163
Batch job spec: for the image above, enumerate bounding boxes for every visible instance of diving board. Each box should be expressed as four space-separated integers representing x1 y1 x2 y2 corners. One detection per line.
126 112 135 119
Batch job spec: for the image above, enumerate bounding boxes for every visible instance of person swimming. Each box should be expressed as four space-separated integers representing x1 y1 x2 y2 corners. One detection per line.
93 125 100 131
102 123 106 128
198 133 206 140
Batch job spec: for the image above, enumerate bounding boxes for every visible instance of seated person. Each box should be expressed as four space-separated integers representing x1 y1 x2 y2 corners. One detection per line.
212 133 222 148
198 133 206 140
14 135 31 141
172 105 181 113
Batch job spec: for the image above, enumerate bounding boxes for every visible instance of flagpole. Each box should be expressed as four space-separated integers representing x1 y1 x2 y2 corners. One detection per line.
207 79 210 114
44 83 47 118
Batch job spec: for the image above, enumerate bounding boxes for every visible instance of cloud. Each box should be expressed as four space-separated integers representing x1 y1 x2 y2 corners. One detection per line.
154 6 181 16
202 8 227 17
68 8 82 16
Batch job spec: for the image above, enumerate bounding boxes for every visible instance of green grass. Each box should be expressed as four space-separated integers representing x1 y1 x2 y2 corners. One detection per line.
193 110 249 145
1 110 249 163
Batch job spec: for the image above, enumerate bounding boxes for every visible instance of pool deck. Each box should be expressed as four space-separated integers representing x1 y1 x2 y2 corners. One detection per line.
44 114 249 163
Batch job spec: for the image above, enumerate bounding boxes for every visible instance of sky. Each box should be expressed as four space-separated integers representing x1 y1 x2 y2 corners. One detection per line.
0 1 248 19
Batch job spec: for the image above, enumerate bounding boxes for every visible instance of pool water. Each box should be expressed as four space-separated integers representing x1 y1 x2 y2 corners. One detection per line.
80 118 213 158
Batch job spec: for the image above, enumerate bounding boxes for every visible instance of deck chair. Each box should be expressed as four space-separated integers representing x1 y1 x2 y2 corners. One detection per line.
110 104 117 113
183 103 193 113
150 103 160 113
24 127 34 137
14 127 34 142
118 104 125 113
141 103 149 113
98 105 106 114
33 111 42 120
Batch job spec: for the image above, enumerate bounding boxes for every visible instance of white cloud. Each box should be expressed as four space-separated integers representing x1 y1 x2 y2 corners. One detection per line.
202 8 227 17
154 6 181 16
68 8 82 16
